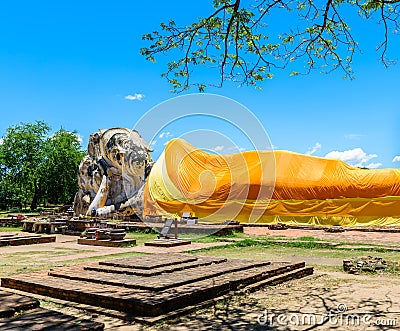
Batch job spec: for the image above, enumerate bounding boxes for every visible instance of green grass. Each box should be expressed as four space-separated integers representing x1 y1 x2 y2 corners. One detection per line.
0 249 145 278
124 231 160 245
192 237 335 250
295 236 318 241
194 237 400 256
124 229 229 244
190 238 400 276
0 226 22 232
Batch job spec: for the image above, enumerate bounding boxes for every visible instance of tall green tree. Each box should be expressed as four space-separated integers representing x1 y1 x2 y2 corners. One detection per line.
141 0 400 92
0 121 50 210
0 122 85 210
42 129 85 205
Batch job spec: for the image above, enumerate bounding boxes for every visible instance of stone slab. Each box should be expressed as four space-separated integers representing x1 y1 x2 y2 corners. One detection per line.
48 259 273 291
99 254 198 269
0 289 39 318
1 253 313 318
144 238 191 247
0 289 103 330
86 256 227 276
0 235 56 247
0 307 104 330
77 238 136 247
0 218 22 227
107 221 243 235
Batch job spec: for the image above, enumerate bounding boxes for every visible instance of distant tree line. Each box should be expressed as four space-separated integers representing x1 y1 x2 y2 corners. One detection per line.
0 121 85 211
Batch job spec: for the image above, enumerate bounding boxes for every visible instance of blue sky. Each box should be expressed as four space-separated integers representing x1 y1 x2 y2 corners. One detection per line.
0 0 399 168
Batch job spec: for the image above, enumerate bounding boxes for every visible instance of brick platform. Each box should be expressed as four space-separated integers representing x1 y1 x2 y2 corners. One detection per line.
0 289 39 318
0 217 22 227
144 238 191 247
0 289 104 330
0 308 104 330
77 238 136 247
0 234 56 247
107 221 244 235
1 253 313 319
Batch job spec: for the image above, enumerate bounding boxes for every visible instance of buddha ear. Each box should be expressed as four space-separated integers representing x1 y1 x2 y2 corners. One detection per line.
145 161 154 178
130 130 154 152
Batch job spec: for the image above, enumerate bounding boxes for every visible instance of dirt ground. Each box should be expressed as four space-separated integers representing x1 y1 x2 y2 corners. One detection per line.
1 229 400 330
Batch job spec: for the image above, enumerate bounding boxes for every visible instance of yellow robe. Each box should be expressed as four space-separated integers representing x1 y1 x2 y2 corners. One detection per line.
144 139 400 226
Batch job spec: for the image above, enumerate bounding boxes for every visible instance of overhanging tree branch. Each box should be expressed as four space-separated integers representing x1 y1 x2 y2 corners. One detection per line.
141 0 400 92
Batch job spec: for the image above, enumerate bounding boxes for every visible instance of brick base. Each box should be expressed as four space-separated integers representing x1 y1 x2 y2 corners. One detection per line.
144 239 191 247
0 235 56 247
0 289 104 330
1 254 313 318
77 238 136 247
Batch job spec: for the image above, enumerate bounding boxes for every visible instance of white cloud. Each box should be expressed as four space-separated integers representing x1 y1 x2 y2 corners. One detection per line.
325 148 378 168
210 145 245 153
392 156 400 163
125 93 145 101
227 146 245 152
75 133 83 144
150 140 157 146
344 134 364 140
159 131 172 139
306 142 321 155
366 162 382 169
212 145 225 152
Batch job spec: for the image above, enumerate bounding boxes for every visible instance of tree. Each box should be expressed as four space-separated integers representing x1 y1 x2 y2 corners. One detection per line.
0 122 85 210
141 0 400 92
0 121 50 210
42 129 85 205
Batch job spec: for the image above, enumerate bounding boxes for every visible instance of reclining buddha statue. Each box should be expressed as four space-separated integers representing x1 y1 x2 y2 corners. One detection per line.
73 128 153 218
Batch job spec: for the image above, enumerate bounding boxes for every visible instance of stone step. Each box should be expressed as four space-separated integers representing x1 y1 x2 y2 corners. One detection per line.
0 289 103 329
144 239 192 247
48 259 273 291
77 238 136 247
0 307 104 330
0 289 40 318
99 253 198 269
242 266 315 293
84 256 227 276
1 254 311 318
0 235 56 247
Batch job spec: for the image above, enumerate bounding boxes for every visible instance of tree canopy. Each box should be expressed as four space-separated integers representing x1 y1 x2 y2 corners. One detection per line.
141 0 400 92
0 121 85 211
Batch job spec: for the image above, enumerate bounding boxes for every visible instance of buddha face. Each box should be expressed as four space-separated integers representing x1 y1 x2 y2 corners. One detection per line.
84 128 153 180
76 128 154 217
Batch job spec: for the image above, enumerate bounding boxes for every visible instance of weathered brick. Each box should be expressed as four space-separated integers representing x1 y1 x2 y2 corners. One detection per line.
1 253 312 317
